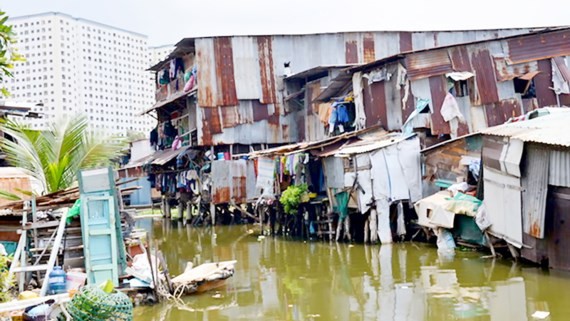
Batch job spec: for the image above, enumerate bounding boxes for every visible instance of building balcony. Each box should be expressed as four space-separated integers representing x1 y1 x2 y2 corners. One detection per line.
155 73 186 103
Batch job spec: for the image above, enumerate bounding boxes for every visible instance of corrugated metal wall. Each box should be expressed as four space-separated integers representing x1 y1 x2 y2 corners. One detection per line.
549 149 570 187
191 28 539 145
521 144 549 239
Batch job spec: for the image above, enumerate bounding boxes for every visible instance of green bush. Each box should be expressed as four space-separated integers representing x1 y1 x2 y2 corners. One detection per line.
0 254 14 303
279 184 308 215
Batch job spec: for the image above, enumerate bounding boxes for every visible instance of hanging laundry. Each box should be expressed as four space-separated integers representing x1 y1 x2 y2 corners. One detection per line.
336 104 350 123
169 59 176 79
318 103 332 124
159 69 170 85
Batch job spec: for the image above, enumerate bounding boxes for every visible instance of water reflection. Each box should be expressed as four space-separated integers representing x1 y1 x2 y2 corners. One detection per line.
134 219 570 321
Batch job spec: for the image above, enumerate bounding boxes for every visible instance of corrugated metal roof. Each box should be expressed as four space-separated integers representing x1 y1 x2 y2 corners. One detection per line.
507 29 570 64
151 146 192 166
148 38 195 72
335 133 415 156
421 132 481 153
313 71 353 102
248 126 384 158
285 65 356 81
405 49 453 80
140 88 196 115
482 109 570 146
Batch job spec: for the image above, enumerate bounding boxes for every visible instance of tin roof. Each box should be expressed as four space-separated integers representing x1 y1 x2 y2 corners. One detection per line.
140 88 197 115
248 125 384 158
334 133 415 156
482 108 570 147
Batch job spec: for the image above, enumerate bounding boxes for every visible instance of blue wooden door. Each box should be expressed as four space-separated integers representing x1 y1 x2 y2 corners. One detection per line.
81 195 119 286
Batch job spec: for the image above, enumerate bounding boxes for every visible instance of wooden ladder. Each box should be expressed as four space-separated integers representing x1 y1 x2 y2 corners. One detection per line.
9 207 69 296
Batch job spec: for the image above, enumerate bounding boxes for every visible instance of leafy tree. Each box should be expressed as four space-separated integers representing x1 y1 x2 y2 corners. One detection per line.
0 115 127 193
0 10 24 97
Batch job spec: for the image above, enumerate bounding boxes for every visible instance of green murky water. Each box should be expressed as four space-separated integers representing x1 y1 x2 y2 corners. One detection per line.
134 219 570 321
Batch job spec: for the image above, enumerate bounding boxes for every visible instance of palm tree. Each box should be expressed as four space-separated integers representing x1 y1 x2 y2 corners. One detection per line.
0 115 127 194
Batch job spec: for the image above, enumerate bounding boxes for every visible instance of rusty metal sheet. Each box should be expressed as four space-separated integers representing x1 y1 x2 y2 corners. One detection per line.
296 110 306 142
471 49 499 105
211 161 230 204
231 160 247 203
522 98 539 113
494 57 539 82
535 59 558 107
221 106 239 128
553 56 570 83
429 75 451 135
406 49 453 81
399 32 413 52
257 36 277 104
231 37 261 100
449 46 472 72
521 144 549 239
384 64 404 130
363 80 387 128
363 34 375 63
508 29 570 64
214 37 238 107
484 99 522 127
201 106 222 146
345 40 358 64
196 38 218 108
252 100 269 122
545 186 570 269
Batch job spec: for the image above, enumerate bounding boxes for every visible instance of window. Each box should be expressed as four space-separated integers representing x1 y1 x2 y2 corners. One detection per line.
513 75 537 99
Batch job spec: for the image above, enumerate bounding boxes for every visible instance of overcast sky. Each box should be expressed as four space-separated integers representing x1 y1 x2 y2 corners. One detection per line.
4 0 570 46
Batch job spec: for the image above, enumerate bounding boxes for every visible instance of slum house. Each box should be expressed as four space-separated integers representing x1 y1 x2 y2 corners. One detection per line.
0 101 43 254
480 111 570 270
248 126 422 244
413 132 488 249
314 27 570 150
117 138 161 207
137 28 539 223
407 108 568 254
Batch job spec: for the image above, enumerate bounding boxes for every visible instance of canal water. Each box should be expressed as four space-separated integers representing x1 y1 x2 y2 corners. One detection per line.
134 218 570 321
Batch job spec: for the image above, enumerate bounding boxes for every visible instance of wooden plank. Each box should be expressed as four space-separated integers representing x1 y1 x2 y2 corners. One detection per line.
40 208 69 296
12 264 49 273
23 221 61 230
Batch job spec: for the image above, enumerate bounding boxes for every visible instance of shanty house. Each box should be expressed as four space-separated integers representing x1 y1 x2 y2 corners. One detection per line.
315 27 570 148
481 110 570 270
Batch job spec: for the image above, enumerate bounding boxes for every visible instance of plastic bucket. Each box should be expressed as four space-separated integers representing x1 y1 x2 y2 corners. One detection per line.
65 271 87 291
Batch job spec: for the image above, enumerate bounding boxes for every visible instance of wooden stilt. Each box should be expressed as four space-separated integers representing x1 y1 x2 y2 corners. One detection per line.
484 231 496 258
507 242 519 261
210 203 216 225
364 218 370 244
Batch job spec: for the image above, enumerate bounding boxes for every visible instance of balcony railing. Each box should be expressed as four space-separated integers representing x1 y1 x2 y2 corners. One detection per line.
155 74 186 102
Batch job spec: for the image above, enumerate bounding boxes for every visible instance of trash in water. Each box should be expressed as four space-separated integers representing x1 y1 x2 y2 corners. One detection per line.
531 311 550 319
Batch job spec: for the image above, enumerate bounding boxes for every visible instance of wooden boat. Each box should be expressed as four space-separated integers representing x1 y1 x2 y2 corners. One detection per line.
170 260 236 296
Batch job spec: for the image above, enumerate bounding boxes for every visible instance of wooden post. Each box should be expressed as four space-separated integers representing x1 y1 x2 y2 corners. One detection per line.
20 201 28 292
210 203 216 225
164 198 171 219
177 201 184 222
364 217 370 243
507 242 519 261
484 231 496 258
186 201 192 225
145 236 159 303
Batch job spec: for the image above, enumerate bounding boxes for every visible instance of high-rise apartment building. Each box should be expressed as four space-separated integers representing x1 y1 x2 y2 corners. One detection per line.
2 12 163 137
